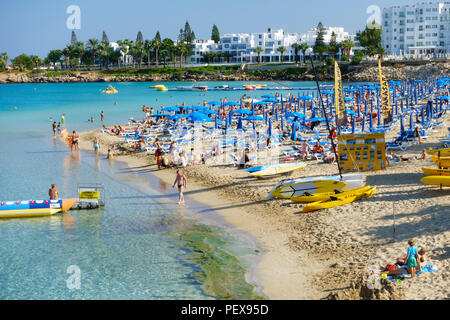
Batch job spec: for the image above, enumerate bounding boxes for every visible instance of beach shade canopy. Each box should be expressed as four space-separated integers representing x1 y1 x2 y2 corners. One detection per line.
261 94 276 98
231 109 252 115
284 112 306 118
298 95 314 101
244 115 265 121
262 98 278 103
253 101 269 105
224 101 241 106
188 105 208 111
188 114 213 123
305 117 326 122
200 109 218 115
207 100 222 105
168 114 188 120
162 106 180 112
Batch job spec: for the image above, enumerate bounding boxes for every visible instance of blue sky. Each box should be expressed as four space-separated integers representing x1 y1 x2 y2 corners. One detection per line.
1 0 419 58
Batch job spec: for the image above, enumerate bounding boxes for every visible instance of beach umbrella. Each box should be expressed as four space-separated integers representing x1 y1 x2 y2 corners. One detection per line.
344 97 355 102
237 116 243 130
439 96 450 101
305 117 325 122
400 114 405 134
281 117 285 131
299 95 314 101
200 109 218 115
346 109 357 116
207 100 222 105
361 114 366 133
261 94 276 99
253 101 269 106
232 109 252 115
351 115 355 134
162 106 180 112
224 101 240 107
251 103 255 115
284 112 306 119
275 106 279 121
291 123 297 141
168 114 188 121
244 115 265 121
263 98 278 103
268 119 273 138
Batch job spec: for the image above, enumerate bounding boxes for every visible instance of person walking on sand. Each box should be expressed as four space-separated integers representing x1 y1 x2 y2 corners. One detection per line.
405 239 419 278
172 169 187 205
48 184 59 200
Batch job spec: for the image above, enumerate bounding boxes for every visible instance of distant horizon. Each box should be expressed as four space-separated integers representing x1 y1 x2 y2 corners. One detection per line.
1 0 426 59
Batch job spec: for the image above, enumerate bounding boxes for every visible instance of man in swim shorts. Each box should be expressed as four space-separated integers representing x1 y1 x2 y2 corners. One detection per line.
172 169 187 205
48 184 59 200
71 130 80 151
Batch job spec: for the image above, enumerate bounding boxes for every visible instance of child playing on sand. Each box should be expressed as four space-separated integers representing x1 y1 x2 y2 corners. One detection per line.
93 137 99 154
405 239 420 278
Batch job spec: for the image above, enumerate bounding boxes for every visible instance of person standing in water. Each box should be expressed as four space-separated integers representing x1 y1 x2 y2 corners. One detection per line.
101 111 104 122
61 114 65 126
71 130 80 151
48 184 60 200
52 121 57 137
172 170 187 205
93 137 99 154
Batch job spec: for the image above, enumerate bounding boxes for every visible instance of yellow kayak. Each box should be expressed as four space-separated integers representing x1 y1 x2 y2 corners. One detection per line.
422 167 450 176
291 186 372 203
431 156 450 168
302 187 376 213
427 148 450 157
251 162 306 178
272 180 347 199
420 176 450 187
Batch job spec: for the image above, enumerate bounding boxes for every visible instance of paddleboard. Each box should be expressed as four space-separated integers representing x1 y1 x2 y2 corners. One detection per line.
431 156 450 168
420 176 450 187
422 167 450 176
60 129 73 149
302 187 376 213
251 162 306 178
291 186 372 203
427 148 450 157
268 173 365 199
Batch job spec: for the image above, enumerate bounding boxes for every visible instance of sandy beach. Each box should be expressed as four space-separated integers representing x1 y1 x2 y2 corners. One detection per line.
78 116 450 300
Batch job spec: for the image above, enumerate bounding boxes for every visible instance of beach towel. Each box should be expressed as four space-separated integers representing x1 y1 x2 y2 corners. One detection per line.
387 263 438 281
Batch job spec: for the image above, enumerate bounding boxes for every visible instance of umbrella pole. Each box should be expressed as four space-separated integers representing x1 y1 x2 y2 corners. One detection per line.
308 54 343 179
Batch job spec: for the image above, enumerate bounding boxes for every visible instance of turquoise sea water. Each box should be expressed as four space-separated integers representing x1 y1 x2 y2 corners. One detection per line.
0 81 323 299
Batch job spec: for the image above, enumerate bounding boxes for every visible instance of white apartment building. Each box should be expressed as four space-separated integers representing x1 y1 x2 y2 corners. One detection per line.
382 1 450 57
190 27 356 64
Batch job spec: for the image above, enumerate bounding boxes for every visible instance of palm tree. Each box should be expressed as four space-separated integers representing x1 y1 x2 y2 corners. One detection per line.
86 38 100 66
152 32 162 66
144 40 152 66
62 44 77 69
98 42 111 68
254 46 263 64
162 38 175 67
29 55 42 69
177 42 188 67
299 42 309 63
277 46 286 62
291 43 301 63
340 39 355 59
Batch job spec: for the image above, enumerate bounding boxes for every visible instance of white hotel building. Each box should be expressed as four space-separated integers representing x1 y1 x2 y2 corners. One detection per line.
190 27 357 64
382 1 450 57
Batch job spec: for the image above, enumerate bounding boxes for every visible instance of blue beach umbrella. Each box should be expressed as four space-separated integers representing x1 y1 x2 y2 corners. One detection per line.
232 109 252 115
244 115 265 121
261 94 276 99
207 100 222 105
305 117 325 122
268 119 273 138
400 114 405 134
224 101 240 107
162 106 180 112
263 98 278 103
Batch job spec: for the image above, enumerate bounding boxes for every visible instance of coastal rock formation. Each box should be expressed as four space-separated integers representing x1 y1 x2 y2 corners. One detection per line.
0 61 448 84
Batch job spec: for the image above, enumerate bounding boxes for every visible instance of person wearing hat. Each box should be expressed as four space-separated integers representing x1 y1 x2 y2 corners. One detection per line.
405 239 419 278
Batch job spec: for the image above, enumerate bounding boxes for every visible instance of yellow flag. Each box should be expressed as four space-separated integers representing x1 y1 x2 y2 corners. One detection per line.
334 61 347 128
378 57 391 122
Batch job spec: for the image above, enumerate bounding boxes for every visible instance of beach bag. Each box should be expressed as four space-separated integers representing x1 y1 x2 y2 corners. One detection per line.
384 264 397 272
